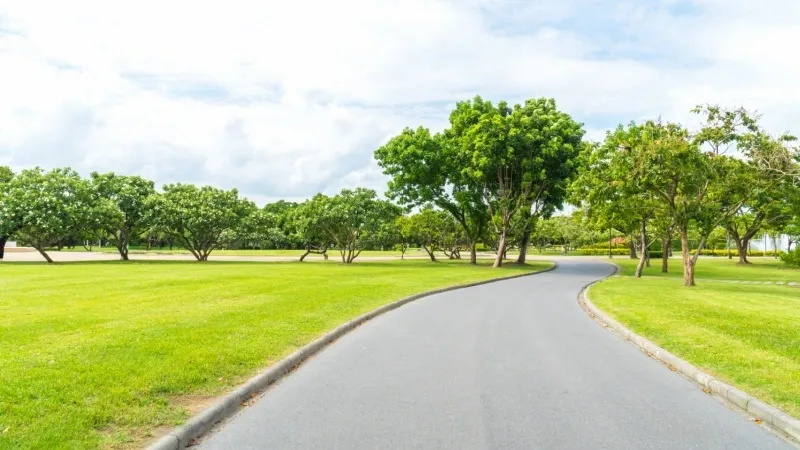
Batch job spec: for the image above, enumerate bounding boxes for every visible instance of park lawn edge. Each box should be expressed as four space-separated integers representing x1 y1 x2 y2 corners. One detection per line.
580 262 800 443
146 261 557 450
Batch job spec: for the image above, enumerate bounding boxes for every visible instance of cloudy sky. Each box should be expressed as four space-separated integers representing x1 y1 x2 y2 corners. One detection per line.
1 0 798 204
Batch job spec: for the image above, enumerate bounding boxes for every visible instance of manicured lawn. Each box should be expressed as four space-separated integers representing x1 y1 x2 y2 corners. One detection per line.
590 257 800 418
0 259 550 449
611 255 799 282
56 247 434 258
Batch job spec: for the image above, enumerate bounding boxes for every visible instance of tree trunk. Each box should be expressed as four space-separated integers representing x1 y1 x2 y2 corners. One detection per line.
634 220 648 278
422 245 437 262
36 246 54 263
0 235 7 260
493 230 506 268
736 238 750 264
516 228 531 264
628 238 637 259
726 233 732 259
661 236 670 273
117 240 129 261
680 226 695 286
299 248 310 262
469 241 477 265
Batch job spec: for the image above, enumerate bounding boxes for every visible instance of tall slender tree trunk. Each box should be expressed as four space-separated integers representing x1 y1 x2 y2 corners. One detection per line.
680 225 695 286
634 219 648 278
493 230 506 268
469 241 477 265
661 235 670 273
0 235 7 260
727 233 732 259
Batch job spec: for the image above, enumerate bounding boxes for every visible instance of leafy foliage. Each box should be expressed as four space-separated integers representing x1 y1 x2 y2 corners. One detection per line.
148 184 250 261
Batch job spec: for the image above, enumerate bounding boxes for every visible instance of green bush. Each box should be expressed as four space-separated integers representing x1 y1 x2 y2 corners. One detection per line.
780 249 800 267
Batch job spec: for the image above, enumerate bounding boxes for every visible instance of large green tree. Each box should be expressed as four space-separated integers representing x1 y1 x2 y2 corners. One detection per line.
4 168 93 263
452 97 584 267
693 106 798 264
572 123 666 277
375 127 488 264
148 184 250 261
90 172 156 260
632 121 744 286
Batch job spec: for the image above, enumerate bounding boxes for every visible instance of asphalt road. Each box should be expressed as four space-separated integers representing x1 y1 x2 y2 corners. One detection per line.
198 260 792 449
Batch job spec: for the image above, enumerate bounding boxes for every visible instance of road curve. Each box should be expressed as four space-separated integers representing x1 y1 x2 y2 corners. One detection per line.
198 260 791 449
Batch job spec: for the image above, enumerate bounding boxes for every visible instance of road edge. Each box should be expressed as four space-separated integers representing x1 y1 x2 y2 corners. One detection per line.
578 263 800 444
146 261 558 450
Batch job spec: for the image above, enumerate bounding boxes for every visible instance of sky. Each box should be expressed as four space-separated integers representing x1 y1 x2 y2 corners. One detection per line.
1 0 799 205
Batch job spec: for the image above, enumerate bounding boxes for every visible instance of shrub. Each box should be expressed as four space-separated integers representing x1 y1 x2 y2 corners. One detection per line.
780 249 800 267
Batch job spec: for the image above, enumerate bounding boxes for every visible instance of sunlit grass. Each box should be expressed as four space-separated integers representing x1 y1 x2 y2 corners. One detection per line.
591 258 800 417
0 259 551 449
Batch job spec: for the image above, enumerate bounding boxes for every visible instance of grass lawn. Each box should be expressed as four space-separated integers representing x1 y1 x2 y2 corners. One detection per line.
56 247 435 258
590 257 800 418
610 255 799 282
0 259 551 449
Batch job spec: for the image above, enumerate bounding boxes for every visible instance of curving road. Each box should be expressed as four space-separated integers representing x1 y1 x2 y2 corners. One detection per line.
198 260 792 449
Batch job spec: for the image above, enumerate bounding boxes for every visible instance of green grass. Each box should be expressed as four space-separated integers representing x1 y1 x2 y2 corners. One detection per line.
54 247 435 258
590 257 800 418
610 255 799 282
0 259 551 449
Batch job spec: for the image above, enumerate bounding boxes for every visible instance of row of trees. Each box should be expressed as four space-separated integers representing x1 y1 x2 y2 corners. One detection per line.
3 98 798 283
0 169 508 264
571 106 799 285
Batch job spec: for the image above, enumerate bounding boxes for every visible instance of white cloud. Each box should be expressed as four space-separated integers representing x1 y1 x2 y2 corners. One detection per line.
0 0 798 203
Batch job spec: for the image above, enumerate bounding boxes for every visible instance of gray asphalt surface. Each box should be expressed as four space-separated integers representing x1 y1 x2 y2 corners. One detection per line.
198 260 792 449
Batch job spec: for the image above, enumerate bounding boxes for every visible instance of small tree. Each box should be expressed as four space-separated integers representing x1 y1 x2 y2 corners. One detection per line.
289 197 332 261
318 188 401 264
90 172 156 260
407 206 447 261
148 184 250 261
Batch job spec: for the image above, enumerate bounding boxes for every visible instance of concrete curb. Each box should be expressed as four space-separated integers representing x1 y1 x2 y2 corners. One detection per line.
146 261 558 450
578 264 800 444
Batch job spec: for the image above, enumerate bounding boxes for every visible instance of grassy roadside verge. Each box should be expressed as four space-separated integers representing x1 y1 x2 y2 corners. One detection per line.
589 257 800 418
0 259 551 449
